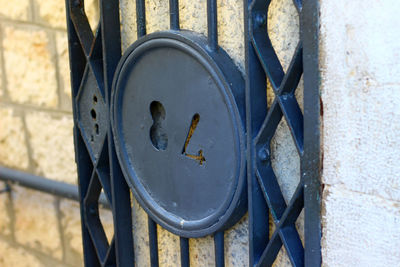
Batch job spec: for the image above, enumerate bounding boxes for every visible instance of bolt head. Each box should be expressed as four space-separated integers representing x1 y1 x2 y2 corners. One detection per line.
258 147 269 162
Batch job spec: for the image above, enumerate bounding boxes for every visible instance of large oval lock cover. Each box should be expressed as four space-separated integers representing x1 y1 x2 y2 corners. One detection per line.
111 31 246 237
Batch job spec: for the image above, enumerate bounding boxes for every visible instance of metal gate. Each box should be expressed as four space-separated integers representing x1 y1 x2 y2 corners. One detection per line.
65 0 321 266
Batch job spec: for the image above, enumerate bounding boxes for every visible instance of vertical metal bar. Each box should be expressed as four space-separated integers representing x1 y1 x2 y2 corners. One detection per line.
100 0 135 265
214 231 225 267
207 0 218 51
169 0 180 30
65 0 100 265
301 0 322 266
180 237 190 267
136 0 146 38
243 0 269 266
148 217 159 267
76 133 101 266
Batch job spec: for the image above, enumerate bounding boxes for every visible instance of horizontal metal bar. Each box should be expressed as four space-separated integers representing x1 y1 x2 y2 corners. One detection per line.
0 166 110 209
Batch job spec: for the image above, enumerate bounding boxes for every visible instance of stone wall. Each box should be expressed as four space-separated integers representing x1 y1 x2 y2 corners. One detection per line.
320 0 400 266
0 1 113 266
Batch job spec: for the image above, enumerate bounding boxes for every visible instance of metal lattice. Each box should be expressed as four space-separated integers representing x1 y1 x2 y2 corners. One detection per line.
65 0 320 266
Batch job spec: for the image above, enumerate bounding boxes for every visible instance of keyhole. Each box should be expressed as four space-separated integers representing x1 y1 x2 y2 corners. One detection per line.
182 113 206 165
149 101 168 150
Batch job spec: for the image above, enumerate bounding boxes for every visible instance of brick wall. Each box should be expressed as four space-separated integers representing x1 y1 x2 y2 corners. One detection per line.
0 1 113 266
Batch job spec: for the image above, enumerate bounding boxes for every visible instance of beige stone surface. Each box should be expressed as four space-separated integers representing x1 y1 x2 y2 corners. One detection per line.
0 107 30 170
179 0 207 35
320 1 400 265
98 204 114 244
0 47 3 99
321 0 400 202
189 235 214 267
132 198 150 267
224 215 249 267
157 225 180 266
59 199 113 266
0 239 43 267
322 185 400 266
13 186 62 259
84 0 100 32
0 0 30 21
33 0 66 29
120 0 137 51
3 25 58 108
25 112 77 184
0 185 11 236
145 0 169 34
217 0 244 71
56 31 72 109
59 199 83 267
268 0 299 72
33 0 99 30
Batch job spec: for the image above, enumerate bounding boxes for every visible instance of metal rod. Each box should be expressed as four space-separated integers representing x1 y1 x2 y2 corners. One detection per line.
214 231 225 267
207 0 218 51
169 0 180 30
0 166 110 208
301 0 322 265
148 217 159 267
136 0 146 38
180 237 190 267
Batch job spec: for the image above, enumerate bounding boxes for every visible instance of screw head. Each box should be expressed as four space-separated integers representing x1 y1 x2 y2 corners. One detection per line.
73 0 81 7
258 147 270 162
254 13 266 28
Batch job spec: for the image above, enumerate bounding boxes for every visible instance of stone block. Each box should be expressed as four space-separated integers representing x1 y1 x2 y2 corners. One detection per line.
33 0 66 29
56 31 72 110
216 0 244 71
0 239 42 267
179 0 207 36
98 205 114 245
145 0 169 34
2 25 58 108
0 0 30 21
189 235 214 267
25 112 77 184
120 0 137 51
322 185 400 266
322 84 400 201
0 107 29 170
0 52 3 99
224 215 249 267
13 186 62 260
268 0 299 72
59 199 83 266
33 0 99 30
320 0 400 88
0 183 11 236
157 224 180 267
132 198 150 266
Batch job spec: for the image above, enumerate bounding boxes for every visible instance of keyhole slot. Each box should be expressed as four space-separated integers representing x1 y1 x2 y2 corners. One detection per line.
90 109 97 120
182 113 206 165
149 101 168 150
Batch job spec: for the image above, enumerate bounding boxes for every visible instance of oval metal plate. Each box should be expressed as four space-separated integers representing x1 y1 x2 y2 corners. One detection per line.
111 31 246 237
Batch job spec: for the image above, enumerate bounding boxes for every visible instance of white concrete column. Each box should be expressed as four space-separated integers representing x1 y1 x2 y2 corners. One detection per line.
320 1 400 266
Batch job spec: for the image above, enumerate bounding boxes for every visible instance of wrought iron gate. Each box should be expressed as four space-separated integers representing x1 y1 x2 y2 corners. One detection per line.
65 0 321 266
